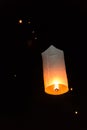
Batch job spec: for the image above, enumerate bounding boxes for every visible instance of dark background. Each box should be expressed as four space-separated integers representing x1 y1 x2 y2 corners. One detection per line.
0 0 87 129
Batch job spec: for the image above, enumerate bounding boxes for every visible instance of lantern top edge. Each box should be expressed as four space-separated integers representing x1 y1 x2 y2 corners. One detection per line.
41 45 63 55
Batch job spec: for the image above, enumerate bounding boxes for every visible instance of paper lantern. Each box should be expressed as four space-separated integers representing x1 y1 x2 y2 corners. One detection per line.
41 45 69 95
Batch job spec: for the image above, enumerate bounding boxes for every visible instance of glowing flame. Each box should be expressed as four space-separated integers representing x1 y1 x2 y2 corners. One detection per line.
54 81 59 91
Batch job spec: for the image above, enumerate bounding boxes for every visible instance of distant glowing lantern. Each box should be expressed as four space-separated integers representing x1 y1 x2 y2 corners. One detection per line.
75 111 78 114
70 87 73 91
28 21 31 24
41 45 69 95
19 19 22 24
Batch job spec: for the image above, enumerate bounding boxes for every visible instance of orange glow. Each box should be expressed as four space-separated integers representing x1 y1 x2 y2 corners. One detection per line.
45 84 68 95
43 70 69 95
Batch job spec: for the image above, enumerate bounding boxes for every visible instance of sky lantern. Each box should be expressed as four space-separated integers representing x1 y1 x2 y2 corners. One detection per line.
18 19 23 24
41 45 69 95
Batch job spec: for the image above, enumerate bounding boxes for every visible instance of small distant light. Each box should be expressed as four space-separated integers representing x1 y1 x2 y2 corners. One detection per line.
70 87 73 91
75 111 78 114
14 74 16 77
32 30 35 34
35 37 37 40
28 21 31 24
19 19 22 24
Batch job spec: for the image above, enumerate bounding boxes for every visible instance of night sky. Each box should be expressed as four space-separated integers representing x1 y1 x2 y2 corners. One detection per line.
0 1 87 129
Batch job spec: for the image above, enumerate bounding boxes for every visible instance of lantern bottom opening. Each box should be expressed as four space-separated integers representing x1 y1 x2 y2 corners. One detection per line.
45 84 69 95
